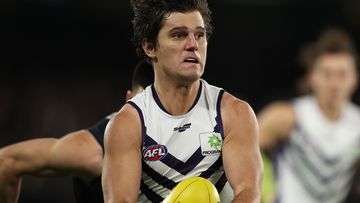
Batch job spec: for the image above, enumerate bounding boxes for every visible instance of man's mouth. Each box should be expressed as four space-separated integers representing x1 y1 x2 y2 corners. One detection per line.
183 57 199 64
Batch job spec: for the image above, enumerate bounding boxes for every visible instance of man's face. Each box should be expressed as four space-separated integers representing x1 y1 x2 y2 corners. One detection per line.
309 53 358 106
148 11 207 84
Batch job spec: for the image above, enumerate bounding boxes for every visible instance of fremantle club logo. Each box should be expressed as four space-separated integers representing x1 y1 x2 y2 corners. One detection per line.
199 132 222 156
142 144 168 161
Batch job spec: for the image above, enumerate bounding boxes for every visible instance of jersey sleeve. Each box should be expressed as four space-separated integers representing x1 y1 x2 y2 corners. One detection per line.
86 115 112 150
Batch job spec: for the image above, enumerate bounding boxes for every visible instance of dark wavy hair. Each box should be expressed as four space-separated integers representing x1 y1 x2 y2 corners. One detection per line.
298 27 358 72
130 0 213 61
296 27 359 94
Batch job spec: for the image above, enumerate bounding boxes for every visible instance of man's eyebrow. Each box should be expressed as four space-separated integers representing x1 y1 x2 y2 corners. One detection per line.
168 26 206 33
168 26 188 33
195 26 206 32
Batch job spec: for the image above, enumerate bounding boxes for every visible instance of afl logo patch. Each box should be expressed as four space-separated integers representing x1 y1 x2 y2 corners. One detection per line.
142 145 168 161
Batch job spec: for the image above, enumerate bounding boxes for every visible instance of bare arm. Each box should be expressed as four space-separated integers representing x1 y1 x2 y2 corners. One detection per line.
102 104 142 203
257 101 295 151
0 130 103 203
221 93 263 203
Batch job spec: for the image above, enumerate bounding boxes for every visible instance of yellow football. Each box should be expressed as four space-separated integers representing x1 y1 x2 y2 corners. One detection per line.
163 177 220 203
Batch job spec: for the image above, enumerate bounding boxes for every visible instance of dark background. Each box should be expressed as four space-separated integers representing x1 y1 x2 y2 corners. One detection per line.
1 0 360 202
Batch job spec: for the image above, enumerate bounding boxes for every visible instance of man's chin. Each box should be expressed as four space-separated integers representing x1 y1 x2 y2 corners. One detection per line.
176 74 201 86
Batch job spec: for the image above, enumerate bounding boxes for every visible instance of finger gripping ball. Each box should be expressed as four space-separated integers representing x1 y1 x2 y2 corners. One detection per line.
163 177 220 203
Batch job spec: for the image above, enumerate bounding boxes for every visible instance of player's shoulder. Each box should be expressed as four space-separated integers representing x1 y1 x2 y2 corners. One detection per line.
345 101 360 124
262 100 295 115
221 92 252 113
220 92 258 139
111 103 140 125
259 95 305 117
220 92 256 125
104 103 142 145
257 98 297 137
348 101 360 115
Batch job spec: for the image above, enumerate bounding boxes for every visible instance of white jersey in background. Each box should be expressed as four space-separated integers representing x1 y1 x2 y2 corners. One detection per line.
274 96 360 203
128 79 234 203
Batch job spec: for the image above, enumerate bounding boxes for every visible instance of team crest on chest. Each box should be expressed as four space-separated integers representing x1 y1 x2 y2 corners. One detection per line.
199 132 222 156
142 144 168 161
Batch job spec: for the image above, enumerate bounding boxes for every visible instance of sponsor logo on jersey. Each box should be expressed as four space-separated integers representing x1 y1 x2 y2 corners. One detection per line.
142 144 168 161
199 132 222 156
174 123 192 132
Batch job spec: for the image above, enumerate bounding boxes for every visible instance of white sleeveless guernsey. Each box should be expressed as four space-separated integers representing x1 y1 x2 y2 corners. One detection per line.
274 96 360 203
128 79 234 203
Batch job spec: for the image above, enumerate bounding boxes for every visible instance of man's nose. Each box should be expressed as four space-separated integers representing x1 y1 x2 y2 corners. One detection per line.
185 34 198 51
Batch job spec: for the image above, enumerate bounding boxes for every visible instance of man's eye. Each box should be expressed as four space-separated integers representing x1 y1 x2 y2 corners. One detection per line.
195 32 205 40
172 33 186 39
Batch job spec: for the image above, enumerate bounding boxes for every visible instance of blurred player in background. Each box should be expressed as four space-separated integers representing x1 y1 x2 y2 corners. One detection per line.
258 27 360 203
0 60 154 203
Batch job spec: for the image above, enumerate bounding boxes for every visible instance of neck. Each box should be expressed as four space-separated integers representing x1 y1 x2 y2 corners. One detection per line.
154 78 201 115
317 98 345 122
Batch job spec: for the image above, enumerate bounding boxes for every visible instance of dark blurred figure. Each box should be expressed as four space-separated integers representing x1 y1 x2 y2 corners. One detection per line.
0 60 154 203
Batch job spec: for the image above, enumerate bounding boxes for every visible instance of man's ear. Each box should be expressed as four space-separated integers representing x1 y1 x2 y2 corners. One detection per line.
142 40 156 58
